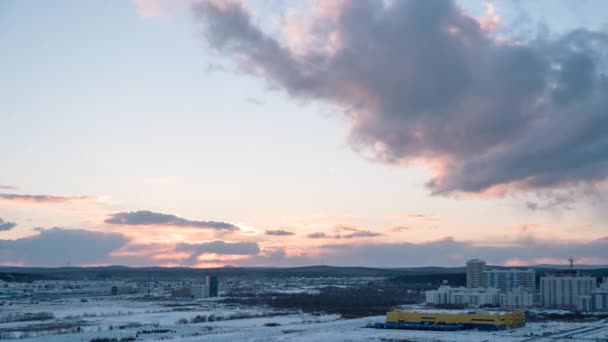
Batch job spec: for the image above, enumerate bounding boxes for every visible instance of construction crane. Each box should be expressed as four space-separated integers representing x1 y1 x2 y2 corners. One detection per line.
568 256 579 275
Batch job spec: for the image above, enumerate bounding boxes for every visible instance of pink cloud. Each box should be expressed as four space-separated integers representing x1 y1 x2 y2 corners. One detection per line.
0 193 97 204
194 0 608 200
132 0 191 18
478 2 500 32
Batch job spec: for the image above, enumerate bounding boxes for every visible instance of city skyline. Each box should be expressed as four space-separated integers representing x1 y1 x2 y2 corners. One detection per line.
2 0 608 267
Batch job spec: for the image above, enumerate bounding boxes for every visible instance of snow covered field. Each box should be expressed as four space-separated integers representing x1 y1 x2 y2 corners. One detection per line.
2 296 608 341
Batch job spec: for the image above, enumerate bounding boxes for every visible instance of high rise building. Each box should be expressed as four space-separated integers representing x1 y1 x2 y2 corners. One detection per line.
209 276 219 297
485 269 536 292
540 274 596 309
191 275 219 298
466 259 486 288
578 278 608 312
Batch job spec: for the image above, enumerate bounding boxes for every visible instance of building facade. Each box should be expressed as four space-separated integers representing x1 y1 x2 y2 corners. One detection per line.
209 275 219 297
466 259 486 288
578 278 608 312
499 287 535 309
426 286 499 307
385 310 526 331
171 287 192 298
191 284 210 298
540 275 596 309
485 269 536 292
191 276 219 299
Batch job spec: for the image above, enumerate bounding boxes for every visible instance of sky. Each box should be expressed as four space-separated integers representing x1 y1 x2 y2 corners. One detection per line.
1 0 608 268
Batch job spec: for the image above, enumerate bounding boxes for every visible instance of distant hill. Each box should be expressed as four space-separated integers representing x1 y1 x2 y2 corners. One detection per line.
0 272 58 283
392 266 466 274
0 265 409 281
0 264 606 282
530 264 608 270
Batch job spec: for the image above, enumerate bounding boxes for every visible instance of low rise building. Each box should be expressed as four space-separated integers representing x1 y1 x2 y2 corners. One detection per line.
426 286 499 307
171 287 192 298
382 310 525 331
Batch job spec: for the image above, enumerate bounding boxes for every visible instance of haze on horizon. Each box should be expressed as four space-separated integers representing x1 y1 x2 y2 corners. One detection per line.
2 0 608 268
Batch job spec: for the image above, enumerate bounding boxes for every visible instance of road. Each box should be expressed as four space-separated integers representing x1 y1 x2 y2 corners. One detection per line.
521 324 608 341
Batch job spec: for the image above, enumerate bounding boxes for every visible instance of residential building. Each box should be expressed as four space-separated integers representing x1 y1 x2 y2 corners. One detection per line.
191 276 219 298
191 284 210 298
485 269 536 292
540 274 596 309
499 287 535 309
209 275 219 297
426 286 499 307
578 278 608 312
466 259 486 288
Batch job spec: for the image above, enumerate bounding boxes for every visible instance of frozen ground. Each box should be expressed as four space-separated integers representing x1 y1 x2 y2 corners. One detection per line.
2 296 608 341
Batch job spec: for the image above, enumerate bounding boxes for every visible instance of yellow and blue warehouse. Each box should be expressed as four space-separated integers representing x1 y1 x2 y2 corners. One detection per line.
375 310 525 331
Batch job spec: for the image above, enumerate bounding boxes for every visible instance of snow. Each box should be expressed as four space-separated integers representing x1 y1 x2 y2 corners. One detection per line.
2 295 608 341
3 297 608 342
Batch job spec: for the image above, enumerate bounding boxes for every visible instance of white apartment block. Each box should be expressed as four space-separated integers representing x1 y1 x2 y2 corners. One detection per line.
426 286 499 307
541 275 596 309
578 278 608 312
466 258 536 293
499 287 535 309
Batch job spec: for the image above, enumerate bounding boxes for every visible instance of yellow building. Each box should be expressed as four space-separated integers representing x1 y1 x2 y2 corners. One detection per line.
384 310 525 331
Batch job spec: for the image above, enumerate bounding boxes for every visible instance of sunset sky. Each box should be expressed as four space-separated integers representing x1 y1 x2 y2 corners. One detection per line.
2 0 608 267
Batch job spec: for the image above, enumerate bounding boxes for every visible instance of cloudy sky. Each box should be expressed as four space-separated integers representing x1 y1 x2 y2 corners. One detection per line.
2 0 608 268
